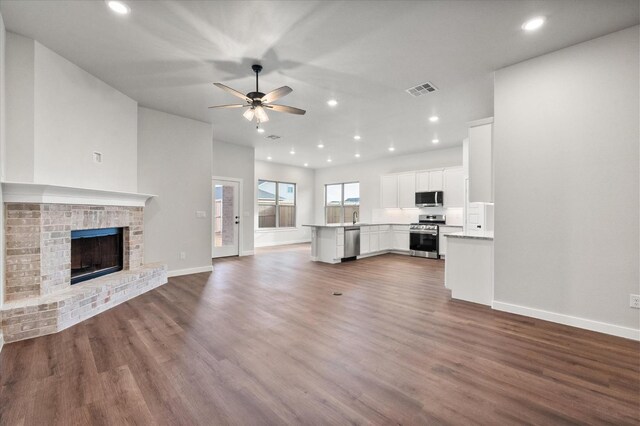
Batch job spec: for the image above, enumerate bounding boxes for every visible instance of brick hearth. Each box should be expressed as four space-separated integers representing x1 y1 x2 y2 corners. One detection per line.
2 202 168 343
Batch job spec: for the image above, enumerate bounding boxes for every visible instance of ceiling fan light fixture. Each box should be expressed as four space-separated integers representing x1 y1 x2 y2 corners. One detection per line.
243 108 255 121
255 106 269 123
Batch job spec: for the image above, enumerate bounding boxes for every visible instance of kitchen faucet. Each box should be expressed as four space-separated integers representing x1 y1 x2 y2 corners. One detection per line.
352 210 358 224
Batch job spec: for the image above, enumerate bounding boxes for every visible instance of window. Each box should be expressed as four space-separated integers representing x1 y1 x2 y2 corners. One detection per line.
325 182 360 224
258 180 296 228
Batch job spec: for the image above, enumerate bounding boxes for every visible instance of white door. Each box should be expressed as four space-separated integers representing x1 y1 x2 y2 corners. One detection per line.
213 179 240 258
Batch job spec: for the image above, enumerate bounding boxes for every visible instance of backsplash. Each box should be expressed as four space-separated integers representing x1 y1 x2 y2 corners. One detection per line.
371 207 463 225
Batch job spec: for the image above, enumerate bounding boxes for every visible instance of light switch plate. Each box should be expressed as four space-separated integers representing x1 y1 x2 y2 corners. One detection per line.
93 151 102 163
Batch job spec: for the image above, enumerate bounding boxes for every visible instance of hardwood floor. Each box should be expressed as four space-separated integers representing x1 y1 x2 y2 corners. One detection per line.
1 244 638 425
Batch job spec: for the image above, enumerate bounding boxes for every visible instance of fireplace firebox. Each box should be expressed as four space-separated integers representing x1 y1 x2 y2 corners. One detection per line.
71 227 124 284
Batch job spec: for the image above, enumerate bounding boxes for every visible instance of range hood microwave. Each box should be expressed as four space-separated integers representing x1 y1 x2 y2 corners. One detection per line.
415 191 443 207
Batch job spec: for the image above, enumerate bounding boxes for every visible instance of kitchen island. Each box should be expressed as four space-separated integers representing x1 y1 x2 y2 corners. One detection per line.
302 223 411 264
444 230 494 305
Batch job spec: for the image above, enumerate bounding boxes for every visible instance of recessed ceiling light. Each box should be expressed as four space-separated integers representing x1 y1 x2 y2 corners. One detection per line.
522 16 545 31
432 139 439 144
353 135 361 141
388 147 395 152
106 0 130 15
290 150 295 155
327 99 338 107
355 153 361 158
304 163 309 167
327 158 332 162
267 156 272 160
429 116 439 122
257 127 265 133
317 144 324 148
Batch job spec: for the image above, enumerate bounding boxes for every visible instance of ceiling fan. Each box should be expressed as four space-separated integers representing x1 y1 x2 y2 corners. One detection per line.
209 64 306 123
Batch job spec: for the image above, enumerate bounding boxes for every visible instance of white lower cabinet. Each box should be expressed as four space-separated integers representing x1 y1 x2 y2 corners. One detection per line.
370 232 379 252
438 226 462 257
360 231 370 254
379 226 391 250
392 225 410 251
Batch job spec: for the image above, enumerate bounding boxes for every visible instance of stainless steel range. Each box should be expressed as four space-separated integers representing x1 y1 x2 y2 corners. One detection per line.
410 214 446 258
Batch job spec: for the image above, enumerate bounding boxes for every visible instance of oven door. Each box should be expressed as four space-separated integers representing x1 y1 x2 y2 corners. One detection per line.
410 231 439 258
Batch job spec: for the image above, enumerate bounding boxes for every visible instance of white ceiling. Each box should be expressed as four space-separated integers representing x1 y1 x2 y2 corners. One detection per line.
1 1 638 168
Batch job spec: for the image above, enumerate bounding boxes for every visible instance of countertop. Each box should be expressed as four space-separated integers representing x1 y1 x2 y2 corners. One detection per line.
303 223 464 228
302 223 410 228
444 230 494 241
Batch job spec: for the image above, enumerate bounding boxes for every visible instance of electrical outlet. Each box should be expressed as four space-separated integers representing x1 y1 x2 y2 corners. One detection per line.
196 211 207 218
630 294 640 309
179 251 187 260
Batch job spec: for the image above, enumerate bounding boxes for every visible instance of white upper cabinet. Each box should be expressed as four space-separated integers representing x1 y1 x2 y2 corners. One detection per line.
468 119 493 203
397 172 416 208
428 170 444 191
416 171 430 192
416 170 443 191
443 167 464 208
380 175 398 208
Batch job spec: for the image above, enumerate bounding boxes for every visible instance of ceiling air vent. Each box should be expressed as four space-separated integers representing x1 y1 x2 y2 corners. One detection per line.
406 81 438 97
265 134 281 140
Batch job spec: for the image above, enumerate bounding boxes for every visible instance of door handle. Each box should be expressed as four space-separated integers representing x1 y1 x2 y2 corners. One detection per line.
235 220 240 224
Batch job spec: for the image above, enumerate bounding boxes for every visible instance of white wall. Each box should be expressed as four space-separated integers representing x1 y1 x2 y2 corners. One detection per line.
5 32 33 183
493 26 639 337
5 33 138 192
138 107 213 274
314 147 463 224
254 161 314 247
0 13 5 309
212 140 255 254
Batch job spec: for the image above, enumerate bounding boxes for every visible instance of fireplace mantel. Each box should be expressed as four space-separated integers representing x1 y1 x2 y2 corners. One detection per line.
1 182 156 207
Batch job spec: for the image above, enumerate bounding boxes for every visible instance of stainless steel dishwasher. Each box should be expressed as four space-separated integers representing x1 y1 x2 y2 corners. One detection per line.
343 226 360 259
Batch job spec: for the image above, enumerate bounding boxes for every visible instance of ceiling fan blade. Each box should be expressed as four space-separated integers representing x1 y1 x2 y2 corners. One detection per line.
265 104 306 115
208 104 249 109
261 86 292 103
213 83 249 101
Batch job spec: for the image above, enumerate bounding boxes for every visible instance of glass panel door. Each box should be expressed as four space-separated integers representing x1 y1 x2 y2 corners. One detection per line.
213 179 240 258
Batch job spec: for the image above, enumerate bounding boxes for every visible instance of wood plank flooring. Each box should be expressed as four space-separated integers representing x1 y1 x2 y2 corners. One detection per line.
1 244 638 425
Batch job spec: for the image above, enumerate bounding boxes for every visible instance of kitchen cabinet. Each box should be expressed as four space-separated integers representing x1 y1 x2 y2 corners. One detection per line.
392 225 410 251
360 229 370 254
397 172 416 208
379 225 391 250
468 119 493 203
361 225 385 254
438 225 462 257
306 224 411 263
443 167 464 208
381 175 399 208
416 170 443 192
416 172 430 192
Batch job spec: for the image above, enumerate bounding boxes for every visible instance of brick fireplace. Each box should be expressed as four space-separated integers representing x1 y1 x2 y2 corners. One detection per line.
1 185 167 344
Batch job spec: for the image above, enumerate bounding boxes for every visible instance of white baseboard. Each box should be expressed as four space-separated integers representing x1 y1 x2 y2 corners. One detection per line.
254 239 311 248
241 250 254 256
167 265 213 278
492 300 640 341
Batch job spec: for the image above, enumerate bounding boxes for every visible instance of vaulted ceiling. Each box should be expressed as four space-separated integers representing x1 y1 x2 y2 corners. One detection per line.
1 0 638 168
